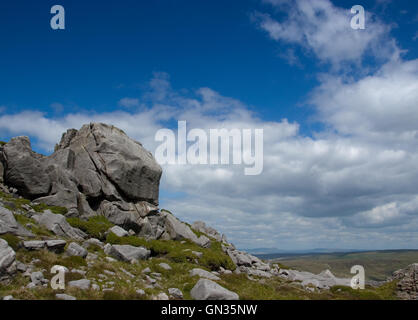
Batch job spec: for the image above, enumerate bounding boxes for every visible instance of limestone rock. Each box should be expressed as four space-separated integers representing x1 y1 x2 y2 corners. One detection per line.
68 279 91 290
0 238 16 283
56 294 77 300
107 244 150 262
390 263 418 300
191 279 239 300
109 226 128 237
168 288 183 299
190 268 221 281
66 242 88 258
2 136 51 199
1 123 162 226
38 211 86 240
0 205 33 237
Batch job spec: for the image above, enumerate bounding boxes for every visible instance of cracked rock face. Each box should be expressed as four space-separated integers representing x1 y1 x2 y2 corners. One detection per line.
390 263 418 300
0 238 17 283
1 123 163 236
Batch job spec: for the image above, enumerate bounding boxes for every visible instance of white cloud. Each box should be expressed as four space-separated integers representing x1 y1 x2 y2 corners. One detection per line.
1 63 418 250
118 98 140 108
254 0 397 69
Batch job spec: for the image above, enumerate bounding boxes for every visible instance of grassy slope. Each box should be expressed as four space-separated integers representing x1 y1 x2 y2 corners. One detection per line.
276 250 418 281
0 192 400 300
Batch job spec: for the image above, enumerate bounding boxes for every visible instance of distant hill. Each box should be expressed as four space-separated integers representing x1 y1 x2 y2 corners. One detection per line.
265 249 418 281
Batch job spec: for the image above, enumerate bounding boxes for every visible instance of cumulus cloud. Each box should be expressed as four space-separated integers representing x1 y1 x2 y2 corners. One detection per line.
254 0 397 69
1 62 418 250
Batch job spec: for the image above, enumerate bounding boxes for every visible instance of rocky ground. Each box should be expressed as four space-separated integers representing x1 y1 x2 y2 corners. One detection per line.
0 123 413 300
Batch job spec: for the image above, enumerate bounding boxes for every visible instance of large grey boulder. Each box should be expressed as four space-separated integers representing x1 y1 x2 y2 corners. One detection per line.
2 136 51 199
191 279 239 300
1 123 163 236
107 244 150 262
0 238 16 283
37 211 86 240
0 205 33 237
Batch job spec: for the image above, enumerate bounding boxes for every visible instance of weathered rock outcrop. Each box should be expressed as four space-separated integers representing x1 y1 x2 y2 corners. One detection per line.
0 206 33 237
0 238 17 283
1 123 162 218
389 263 418 300
0 124 224 248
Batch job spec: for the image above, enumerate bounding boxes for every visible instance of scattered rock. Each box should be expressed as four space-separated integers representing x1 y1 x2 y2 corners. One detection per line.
107 244 150 262
68 279 91 290
83 238 104 249
153 292 169 300
109 226 129 237
190 268 221 281
46 240 67 253
38 211 86 240
30 271 44 286
3 295 14 300
23 241 45 251
0 205 33 237
159 263 172 271
168 288 183 299
56 294 76 300
0 239 16 283
142 267 151 274
66 242 88 258
191 279 239 300
136 289 145 296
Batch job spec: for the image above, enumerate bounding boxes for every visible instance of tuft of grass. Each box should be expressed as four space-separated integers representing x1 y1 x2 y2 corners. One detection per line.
0 141 7 146
14 214 53 237
32 203 68 215
67 216 113 240
200 241 236 271
0 233 21 251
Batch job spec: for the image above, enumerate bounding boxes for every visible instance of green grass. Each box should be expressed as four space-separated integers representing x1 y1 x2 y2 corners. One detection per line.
0 233 21 250
106 233 235 271
67 216 114 240
0 141 7 146
32 203 68 215
14 214 53 237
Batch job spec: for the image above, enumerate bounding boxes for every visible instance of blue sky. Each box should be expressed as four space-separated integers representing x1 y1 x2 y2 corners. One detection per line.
1 0 418 250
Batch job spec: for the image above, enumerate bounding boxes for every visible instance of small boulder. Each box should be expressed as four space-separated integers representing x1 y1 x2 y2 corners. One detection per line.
56 293 76 300
168 288 183 299
38 211 86 240
68 279 91 290
109 226 128 237
189 268 220 281
159 263 172 271
107 244 150 262
46 240 67 253
23 241 46 251
66 242 88 258
191 279 239 300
